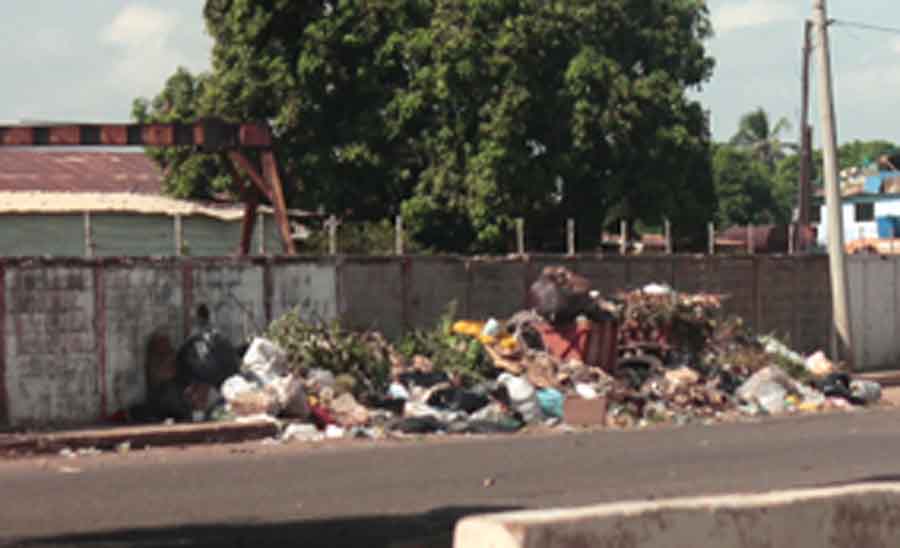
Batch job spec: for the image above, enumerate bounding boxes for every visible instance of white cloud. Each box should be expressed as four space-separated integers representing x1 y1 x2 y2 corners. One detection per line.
101 4 186 94
102 4 178 49
711 0 799 34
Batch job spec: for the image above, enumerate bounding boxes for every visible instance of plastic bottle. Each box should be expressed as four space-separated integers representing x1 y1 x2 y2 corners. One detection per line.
498 373 543 423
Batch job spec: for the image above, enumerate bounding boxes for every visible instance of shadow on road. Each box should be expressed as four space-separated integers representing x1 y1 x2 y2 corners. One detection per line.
5 505 522 548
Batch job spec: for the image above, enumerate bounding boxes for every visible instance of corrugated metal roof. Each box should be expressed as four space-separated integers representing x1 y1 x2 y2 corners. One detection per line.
0 191 250 221
0 150 162 194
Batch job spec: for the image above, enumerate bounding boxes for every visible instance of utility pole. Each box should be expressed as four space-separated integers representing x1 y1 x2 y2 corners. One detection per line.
797 19 814 250
813 0 854 367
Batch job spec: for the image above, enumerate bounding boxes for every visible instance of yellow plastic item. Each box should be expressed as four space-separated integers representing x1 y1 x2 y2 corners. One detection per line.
452 320 485 337
797 402 822 413
499 336 518 351
478 335 497 345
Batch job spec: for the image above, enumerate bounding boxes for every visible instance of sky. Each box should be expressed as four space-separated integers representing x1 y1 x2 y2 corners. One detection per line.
1 0 898 145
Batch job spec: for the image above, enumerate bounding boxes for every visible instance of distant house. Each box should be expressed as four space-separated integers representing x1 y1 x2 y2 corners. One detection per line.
0 149 306 257
815 168 900 249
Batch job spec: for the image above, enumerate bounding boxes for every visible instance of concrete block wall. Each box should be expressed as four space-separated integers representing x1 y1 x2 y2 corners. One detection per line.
104 265 183 417
0 253 884 428
0 257 338 428
3 265 100 426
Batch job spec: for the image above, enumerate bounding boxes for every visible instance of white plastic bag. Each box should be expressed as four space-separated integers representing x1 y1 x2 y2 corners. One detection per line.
268 374 310 418
242 337 288 386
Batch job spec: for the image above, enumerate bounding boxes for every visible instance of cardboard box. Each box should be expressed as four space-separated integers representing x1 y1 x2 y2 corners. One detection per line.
563 396 608 427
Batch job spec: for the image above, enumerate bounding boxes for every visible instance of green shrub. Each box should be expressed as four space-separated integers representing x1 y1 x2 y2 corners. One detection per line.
397 301 495 384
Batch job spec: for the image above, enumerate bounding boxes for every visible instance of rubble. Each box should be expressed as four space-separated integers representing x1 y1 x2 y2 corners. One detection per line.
129 266 885 444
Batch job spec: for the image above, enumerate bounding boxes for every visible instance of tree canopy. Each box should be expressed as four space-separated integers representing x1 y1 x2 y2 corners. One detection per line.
729 107 795 171
136 0 717 253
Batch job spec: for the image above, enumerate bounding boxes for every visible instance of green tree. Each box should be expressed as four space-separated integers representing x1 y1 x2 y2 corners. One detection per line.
132 68 233 200
393 0 716 251
730 107 794 171
713 144 786 226
838 140 896 171
137 0 717 253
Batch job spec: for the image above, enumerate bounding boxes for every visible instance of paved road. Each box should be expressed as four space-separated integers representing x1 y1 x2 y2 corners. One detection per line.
5 408 900 548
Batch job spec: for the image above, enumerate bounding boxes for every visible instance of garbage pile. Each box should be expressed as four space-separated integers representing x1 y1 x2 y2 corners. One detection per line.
137 267 885 441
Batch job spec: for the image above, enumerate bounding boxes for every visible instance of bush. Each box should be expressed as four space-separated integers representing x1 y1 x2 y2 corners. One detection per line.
397 301 495 384
264 309 394 395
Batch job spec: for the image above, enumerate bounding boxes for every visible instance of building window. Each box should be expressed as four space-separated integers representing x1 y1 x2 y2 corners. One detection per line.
810 206 821 223
855 203 874 222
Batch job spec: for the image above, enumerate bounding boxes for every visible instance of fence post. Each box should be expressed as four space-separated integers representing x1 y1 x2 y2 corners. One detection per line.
789 223 796 255
619 220 627 255
327 215 338 255
708 222 715 255
566 218 575 256
258 211 266 255
395 215 404 255
747 224 754 255
83 211 94 258
664 218 672 254
174 214 184 256
516 218 525 255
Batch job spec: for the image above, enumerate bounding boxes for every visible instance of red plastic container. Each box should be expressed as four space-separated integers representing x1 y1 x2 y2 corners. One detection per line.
533 319 619 371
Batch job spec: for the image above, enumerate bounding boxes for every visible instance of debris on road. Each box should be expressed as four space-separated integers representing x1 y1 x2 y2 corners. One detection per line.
114 266 884 447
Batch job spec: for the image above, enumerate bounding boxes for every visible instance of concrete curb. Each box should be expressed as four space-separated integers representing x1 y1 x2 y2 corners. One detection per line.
858 369 900 387
454 482 900 548
0 420 279 456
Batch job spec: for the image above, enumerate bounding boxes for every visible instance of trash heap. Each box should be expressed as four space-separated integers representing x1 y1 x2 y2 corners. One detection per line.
142 267 885 441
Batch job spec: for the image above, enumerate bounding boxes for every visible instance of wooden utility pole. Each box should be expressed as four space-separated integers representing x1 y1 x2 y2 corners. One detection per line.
797 19 814 251
813 0 854 366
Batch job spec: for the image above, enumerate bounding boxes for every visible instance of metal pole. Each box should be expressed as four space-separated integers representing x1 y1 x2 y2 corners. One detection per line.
395 215 404 255
708 222 715 255
257 211 266 255
328 215 338 255
814 0 853 366
516 218 525 255
174 214 184 256
83 211 93 258
789 223 796 255
664 219 672 254
619 220 627 255
566 218 575 256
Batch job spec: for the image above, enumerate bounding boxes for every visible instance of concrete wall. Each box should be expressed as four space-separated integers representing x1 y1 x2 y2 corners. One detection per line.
0 254 893 427
454 482 900 548
0 257 337 428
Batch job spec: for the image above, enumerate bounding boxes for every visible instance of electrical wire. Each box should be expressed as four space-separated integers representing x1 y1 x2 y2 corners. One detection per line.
830 19 900 36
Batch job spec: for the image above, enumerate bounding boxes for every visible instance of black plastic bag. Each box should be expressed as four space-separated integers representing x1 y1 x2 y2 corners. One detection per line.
175 329 239 387
427 388 490 414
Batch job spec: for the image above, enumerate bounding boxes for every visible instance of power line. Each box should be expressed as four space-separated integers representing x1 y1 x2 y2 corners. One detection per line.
830 19 900 36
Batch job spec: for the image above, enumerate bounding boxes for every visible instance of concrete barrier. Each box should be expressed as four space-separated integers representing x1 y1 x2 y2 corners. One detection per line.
453 482 900 548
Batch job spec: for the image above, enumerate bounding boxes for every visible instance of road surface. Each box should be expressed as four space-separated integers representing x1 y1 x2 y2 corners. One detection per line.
4 408 900 547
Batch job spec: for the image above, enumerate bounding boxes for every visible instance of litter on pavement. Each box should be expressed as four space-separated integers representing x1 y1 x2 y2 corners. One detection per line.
126 266 885 443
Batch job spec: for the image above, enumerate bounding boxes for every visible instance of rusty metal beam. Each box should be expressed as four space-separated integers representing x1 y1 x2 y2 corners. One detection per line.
238 189 261 256
0 121 271 151
261 151 297 255
228 151 274 203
